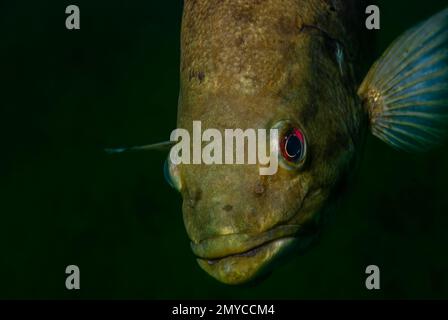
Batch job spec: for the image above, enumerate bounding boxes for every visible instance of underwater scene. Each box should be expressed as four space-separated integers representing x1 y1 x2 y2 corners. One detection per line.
1 0 448 300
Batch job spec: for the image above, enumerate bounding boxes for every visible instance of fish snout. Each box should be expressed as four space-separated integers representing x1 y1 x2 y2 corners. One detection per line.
179 163 308 284
180 165 271 242
182 192 255 245
190 225 302 285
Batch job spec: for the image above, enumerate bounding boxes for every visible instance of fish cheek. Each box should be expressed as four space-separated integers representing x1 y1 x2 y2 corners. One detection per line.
259 170 308 225
285 136 332 222
303 125 354 217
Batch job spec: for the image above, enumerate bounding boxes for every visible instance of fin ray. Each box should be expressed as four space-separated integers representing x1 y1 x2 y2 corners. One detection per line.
374 10 448 91
105 141 175 154
359 8 448 152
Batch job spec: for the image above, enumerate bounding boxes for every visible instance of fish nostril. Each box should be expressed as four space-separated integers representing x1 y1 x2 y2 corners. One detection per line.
187 188 202 208
222 204 233 212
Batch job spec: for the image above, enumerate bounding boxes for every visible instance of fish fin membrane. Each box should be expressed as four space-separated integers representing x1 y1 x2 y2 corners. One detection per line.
105 141 175 154
358 8 448 152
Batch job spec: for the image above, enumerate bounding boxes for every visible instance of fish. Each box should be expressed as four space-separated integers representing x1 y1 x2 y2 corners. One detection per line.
109 1 448 285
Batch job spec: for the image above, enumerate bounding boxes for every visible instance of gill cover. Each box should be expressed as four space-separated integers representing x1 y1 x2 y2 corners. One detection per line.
359 8 448 152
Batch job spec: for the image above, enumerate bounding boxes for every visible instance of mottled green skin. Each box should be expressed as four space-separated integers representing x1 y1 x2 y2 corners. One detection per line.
174 0 367 284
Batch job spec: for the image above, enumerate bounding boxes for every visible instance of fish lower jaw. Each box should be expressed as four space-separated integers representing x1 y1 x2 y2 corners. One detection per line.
196 237 298 285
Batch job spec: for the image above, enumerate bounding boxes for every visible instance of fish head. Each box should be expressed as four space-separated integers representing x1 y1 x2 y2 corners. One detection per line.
166 0 365 285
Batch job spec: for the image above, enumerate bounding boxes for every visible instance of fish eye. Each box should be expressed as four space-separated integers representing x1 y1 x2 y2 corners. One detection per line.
281 127 306 162
272 120 307 170
164 158 182 191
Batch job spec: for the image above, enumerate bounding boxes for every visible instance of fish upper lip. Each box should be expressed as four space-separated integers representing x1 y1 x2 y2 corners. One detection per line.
190 224 301 260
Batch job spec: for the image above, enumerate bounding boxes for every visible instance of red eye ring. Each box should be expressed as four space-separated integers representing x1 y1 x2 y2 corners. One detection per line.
280 127 306 163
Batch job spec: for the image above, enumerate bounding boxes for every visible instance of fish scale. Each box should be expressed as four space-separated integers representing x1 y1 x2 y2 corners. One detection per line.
108 2 448 285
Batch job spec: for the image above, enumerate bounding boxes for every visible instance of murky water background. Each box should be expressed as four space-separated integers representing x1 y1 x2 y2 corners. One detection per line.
1 0 447 298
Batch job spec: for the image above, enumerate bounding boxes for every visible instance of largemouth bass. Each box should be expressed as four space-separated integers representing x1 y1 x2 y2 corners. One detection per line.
109 1 448 285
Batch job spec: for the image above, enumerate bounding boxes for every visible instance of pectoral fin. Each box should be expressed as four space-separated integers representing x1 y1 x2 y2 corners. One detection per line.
359 8 448 152
105 141 175 154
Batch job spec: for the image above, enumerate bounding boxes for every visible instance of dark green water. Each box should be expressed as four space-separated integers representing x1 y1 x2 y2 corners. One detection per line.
1 1 447 299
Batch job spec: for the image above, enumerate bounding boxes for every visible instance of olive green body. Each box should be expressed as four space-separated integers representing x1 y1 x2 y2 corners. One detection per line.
174 0 368 284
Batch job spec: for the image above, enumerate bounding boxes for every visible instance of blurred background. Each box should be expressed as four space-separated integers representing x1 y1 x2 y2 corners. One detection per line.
0 0 447 299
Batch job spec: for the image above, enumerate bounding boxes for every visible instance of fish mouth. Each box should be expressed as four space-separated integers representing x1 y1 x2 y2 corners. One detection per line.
191 225 301 285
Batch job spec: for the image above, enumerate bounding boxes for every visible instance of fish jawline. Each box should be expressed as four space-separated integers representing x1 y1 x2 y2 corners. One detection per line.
196 237 298 285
